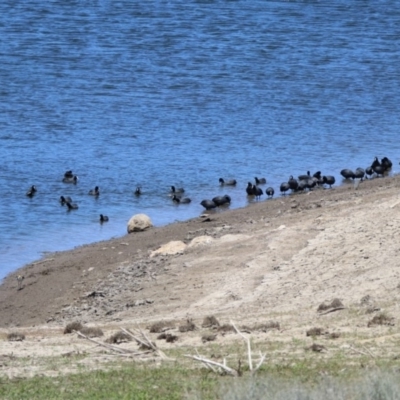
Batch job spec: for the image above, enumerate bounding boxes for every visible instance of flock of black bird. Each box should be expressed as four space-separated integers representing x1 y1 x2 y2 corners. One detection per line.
25 156 394 221
197 155 394 210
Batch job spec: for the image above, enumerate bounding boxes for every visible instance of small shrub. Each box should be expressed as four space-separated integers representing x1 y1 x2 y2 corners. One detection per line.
7 332 25 342
148 320 175 333
64 321 84 334
318 298 344 312
157 333 178 343
251 321 280 332
179 319 196 333
202 333 217 343
368 313 395 327
202 315 220 328
218 324 235 333
105 331 132 344
306 327 323 337
79 326 104 338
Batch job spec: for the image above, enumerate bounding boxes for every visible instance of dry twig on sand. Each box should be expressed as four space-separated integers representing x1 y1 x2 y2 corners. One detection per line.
186 320 266 376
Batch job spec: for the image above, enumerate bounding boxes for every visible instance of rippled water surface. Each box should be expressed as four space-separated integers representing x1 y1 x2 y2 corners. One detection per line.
1 1 400 279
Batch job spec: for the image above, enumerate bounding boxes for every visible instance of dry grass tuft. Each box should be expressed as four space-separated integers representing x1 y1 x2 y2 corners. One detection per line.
251 321 280 332
157 333 178 343
306 327 323 337
317 298 344 312
148 320 175 333
201 315 220 328
367 313 395 327
308 343 326 352
79 326 104 338
64 321 84 334
7 332 25 342
202 333 217 343
217 324 235 333
179 319 196 333
105 331 132 344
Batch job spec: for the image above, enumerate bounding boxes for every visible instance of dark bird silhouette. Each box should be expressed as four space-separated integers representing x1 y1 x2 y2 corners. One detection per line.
323 175 335 188
280 182 290 195
200 199 217 210
171 185 184 194
365 166 374 179
381 156 392 171
64 170 73 178
252 185 263 200
340 169 355 180
88 186 100 196
135 187 142 196
354 168 365 180
63 175 78 184
266 187 274 198
100 214 109 223
59 195 72 205
219 178 237 186
254 177 266 185
26 185 37 197
172 195 191 204
288 176 299 191
212 195 231 206
298 171 311 181
246 182 254 195
65 201 78 211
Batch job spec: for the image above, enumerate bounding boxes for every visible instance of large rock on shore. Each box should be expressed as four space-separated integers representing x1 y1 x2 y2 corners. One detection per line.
127 214 153 233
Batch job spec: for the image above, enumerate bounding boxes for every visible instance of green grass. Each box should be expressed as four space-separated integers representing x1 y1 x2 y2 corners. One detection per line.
1 356 399 400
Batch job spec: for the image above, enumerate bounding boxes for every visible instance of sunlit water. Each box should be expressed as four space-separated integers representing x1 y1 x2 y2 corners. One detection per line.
1 1 400 279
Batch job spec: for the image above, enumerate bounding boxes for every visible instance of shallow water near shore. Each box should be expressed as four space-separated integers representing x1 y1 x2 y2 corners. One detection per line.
1 1 400 279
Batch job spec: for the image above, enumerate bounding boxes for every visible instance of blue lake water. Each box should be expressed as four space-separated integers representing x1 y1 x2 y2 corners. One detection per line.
1 0 400 279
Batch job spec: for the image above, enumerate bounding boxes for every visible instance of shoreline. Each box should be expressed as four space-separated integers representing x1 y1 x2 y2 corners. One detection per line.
1 174 399 328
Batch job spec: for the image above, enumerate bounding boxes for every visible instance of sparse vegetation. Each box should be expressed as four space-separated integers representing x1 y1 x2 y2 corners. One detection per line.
148 320 175 333
64 321 84 334
7 332 25 342
368 313 395 327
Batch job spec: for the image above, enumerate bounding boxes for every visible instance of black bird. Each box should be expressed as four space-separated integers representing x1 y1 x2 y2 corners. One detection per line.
59 195 72 205
354 168 365 180
88 186 100 196
26 185 37 197
372 164 385 177
288 176 299 191
297 180 307 192
266 187 274 198
365 166 374 179
340 169 355 180
63 175 78 184
171 185 184 194
323 175 335 188
298 171 311 181
212 195 231 206
280 182 290 195
134 187 142 196
381 156 392 171
371 157 381 169
313 171 322 180
100 214 109 223
200 199 217 210
219 178 237 186
172 195 191 204
64 170 73 178
65 201 78 211
246 182 254 195
254 177 267 185
252 185 263 200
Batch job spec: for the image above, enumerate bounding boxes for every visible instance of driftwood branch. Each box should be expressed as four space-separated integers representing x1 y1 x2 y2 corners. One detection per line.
231 320 253 371
184 355 238 376
75 331 148 356
187 321 266 376
121 327 172 360
318 307 346 316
